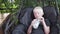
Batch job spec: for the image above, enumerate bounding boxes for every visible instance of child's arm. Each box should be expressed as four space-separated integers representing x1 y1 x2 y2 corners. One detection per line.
27 25 33 34
40 17 50 34
42 21 50 34
27 19 35 34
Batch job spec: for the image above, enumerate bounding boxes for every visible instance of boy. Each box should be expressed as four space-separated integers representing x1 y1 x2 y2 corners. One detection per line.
27 6 50 34
12 7 50 34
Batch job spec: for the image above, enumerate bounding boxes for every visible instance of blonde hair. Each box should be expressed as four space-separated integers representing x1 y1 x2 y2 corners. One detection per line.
33 6 44 15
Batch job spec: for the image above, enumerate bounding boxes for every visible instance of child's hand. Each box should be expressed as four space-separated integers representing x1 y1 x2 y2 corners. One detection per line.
39 17 45 24
31 19 37 26
27 19 36 34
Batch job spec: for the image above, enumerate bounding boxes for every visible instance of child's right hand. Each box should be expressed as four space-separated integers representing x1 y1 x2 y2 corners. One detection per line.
31 19 37 26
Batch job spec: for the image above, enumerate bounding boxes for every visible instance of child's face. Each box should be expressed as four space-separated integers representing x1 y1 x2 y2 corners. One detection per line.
34 9 44 19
